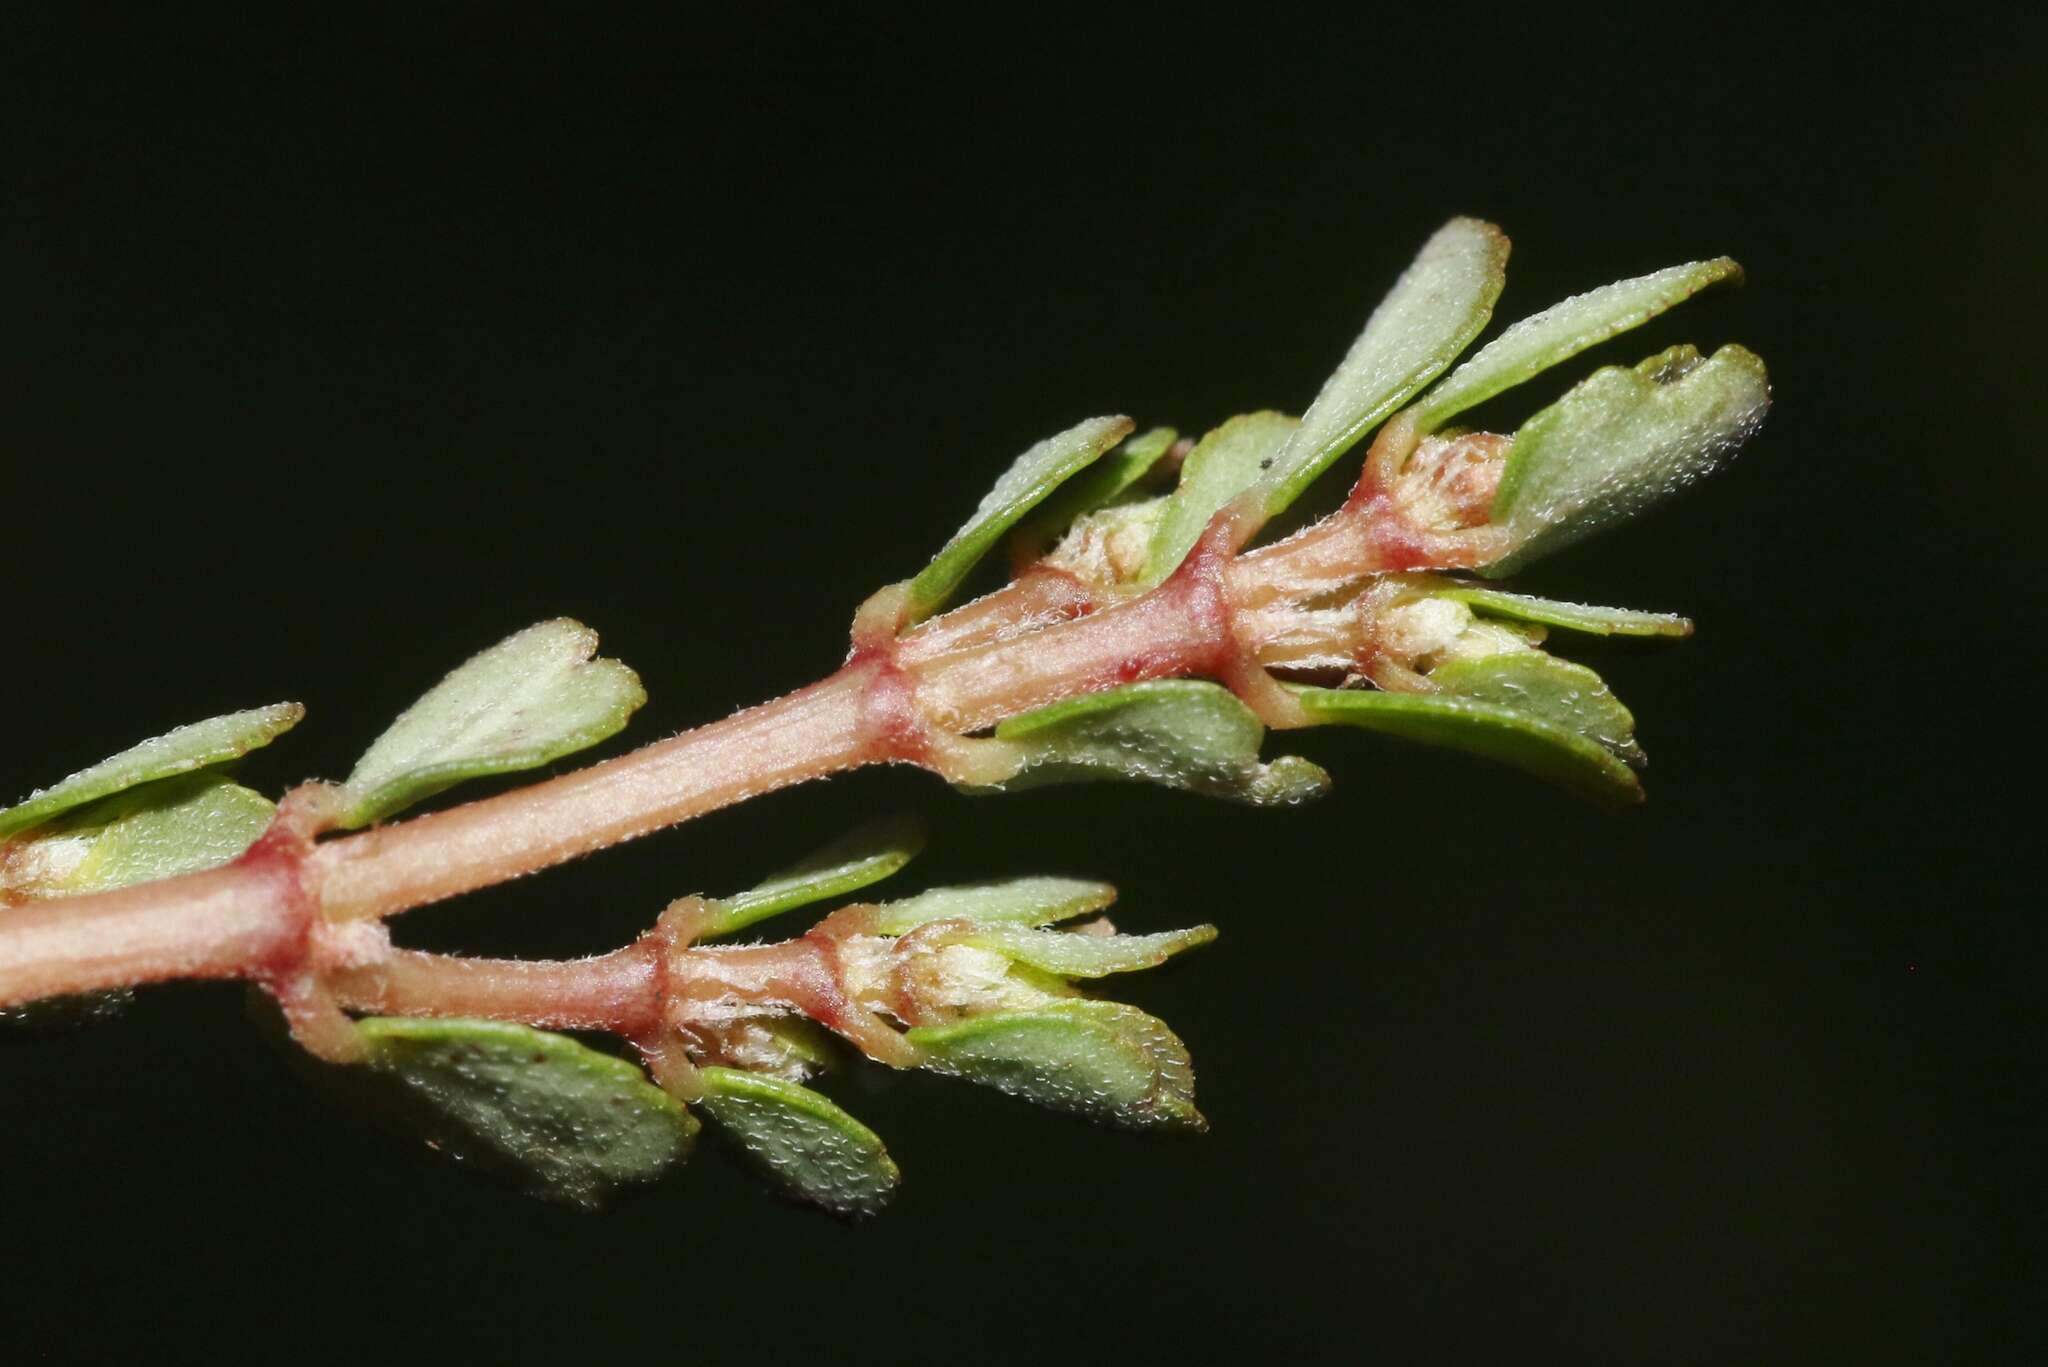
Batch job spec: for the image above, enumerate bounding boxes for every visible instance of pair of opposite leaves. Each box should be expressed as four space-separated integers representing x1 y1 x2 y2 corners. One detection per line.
907 220 1763 808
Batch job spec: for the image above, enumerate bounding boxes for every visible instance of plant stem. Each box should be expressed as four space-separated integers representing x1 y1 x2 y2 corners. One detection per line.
0 493 1468 1011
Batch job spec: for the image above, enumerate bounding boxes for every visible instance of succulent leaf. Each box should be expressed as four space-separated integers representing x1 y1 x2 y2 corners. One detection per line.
704 814 927 938
962 922 1217 978
1439 586 1691 638
1010 425 1178 565
970 679 1329 807
356 1016 696 1211
908 415 1134 620
1142 412 1298 585
339 619 644 828
907 999 1203 1130
868 877 1116 936
1247 217 1508 524
1414 258 1743 431
0 773 275 902
1486 343 1769 577
1297 672 1644 808
696 1066 899 1217
0 703 301 839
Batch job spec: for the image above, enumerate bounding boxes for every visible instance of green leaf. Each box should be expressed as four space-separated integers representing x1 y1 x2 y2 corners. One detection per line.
0 703 301 839
1247 217 1508 524
696 1066 899 1217
907 1000 1203 1131
973 680 1330 807
702 814 927 939
1009 425 1178 564
1486 343 1770 577
357 1016 695 1211
0 772 276 901
962 922 1217 978
1296 676 1643 808
868 877 1117 937
1431 652 1641 768
1413 258 1743 431
340 619 645 828
907 415 1135 620
1438 586 1692 638
1142 412 1298 585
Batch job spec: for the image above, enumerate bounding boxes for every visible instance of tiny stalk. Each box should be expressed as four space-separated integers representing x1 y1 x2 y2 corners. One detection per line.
1 218 1768 1212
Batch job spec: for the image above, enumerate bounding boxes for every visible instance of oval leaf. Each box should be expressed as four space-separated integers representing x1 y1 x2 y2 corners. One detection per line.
696 1066 899 1217
907 415 1134 620
1431 653 1641 768
868 877 1117 937
1296 681 1642 808
1414 258 1743 431
0 703 301 839
974 680 1330 807
1 772 275 902
962 922 1217 978
703 814 928 939
1247 217 1508 524
357 1016 695 1211
907 1000 1203 1131
340 619 645 828
1009 425 1178 566
1486 343 1770 577
1142 412 1298 585
1439 586 1692 638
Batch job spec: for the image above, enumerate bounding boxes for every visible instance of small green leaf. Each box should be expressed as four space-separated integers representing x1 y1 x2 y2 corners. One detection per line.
702 814 927 939
907 1000 1203 1131
907 415 1135 620
973 680 1330 807
1413 258 1743 431
1010 425 1178 564
1438 586 1692 638
868 877 1117 937
1296 677 1642 808
1142 412 1298 585
0 703 301 839
1247 217 1508 524
357 1016 695 1211
1486 343 1770 577
340 619 645 828
1431 652 1642 768
0 772 276 901
696 1066 899 1217
962 922 1217 978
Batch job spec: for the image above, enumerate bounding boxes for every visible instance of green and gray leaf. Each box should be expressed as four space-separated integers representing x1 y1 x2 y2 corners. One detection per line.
696 1066 899 1217
703 813 927 939
868 877 1117 936
0 703 300 839
1297 662 1643 809
908 415 1134 620
1 772 275 902
1414 258 1742 431
1246 217 1508 524
907 999 1203 1130
356 1016 696 1211
1142 412 1298 585
1486 343 1769 577
968 680 1329 807
1010 425 1178 565
339 619 645 828
962 922 1216 978
1439 586 1691 638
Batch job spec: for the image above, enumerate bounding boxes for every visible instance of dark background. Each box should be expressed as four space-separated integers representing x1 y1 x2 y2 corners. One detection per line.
3 9 2041 1363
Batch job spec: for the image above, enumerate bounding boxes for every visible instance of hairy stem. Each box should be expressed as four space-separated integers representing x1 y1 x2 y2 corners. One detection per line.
0 494 1459 1011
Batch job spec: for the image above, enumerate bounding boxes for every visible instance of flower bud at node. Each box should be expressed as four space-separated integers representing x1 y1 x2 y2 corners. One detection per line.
1391 432 1510 535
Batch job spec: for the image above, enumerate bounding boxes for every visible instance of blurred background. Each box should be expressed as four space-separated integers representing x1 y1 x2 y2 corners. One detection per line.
3 9 2041 1362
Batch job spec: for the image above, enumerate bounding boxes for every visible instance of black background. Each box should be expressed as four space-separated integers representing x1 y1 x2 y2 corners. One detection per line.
3 9 2042 1363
